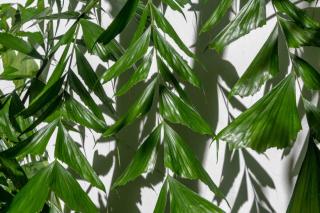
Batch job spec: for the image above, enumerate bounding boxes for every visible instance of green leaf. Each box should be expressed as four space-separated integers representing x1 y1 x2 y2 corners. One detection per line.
218 74 301 152
68 71 104 120
230 27 279 97
157 56 188 101
112 125 161 188
80 19 104 50
291 54 320 90
150 3 194 57
19 77 64 117
200 0 233 33
279 16 320 48
8 163 53 213
0 32 41 58
159 86 212 135
287 139 320 213
0 98 19 142
96 0 140 46
50 24 77 55
153 29 200 87
50 162 98 213
75 47 115 114
163 123 223 197
303 99 320 141
2 120 58 158
116 51 153 96
209 0 266 53
130 4 150 45
55 122 105 190
168 177 224 213
62 93 106 133
101 28 151 82
153 180 168 213
103 77 157 138
273 0 320 28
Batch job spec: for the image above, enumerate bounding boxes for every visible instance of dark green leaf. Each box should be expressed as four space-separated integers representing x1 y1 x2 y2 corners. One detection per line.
8 163 53 213
159 86 212 135
273 0 320 28
291 54 320 90
75 47 115 114
200 0 233 33
131 4 150 45
153 29 200 87
19 77 64 117
116 51 153 96
55 122 105 190
96 0 140 46
2 120 58 158
62 93 106 132
209 0 266 53
303 99 320 141
218 74 301 152
168 177 224 213
103 77 157 138
279 16 320 48
150 3 194 57
101 28 151 82
153 180 168 213
230 27 279 97
287 139 320 212
163 123 223 197
68 71 104 120
112 125 161 188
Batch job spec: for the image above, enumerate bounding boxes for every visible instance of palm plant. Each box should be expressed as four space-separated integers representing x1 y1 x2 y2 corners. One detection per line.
0 0 319 212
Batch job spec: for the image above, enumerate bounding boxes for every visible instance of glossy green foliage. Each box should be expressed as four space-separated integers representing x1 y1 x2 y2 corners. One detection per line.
287 140 320 212
209 0 266 52
218 75 301 152
231 27 279 97
154 177 224 213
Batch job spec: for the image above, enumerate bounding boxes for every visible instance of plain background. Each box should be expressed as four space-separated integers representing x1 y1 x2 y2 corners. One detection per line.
1 0 319 212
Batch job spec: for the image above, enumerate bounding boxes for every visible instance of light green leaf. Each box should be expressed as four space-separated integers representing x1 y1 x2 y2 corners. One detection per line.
116 51 153 96
291 54 320 90
55 122 105 190
50 162 98 213
210 0 266 53
163 123 223 197
101 28 151 82
62 93 106 133
168 177 224 213
96 0 140 46
287 139 320 213
150 3 194 57
0 32 41 58
112 125 161 188
230 27 279 97
218 74 301 152
159 86 212 135
103 77 157 138
153 29 200 87
200 0 233 33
